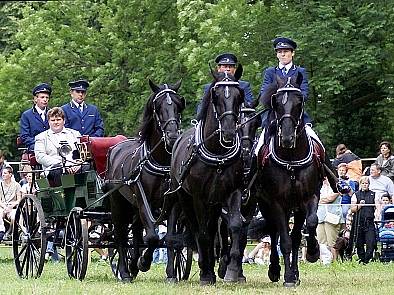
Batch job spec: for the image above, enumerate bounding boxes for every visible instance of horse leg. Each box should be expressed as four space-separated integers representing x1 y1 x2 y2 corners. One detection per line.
267 228 281 282
217 216 230 280
136 196 159 272
273 208 297 287
165 202 180 283
195 204 218 285
305 195 320 263
224 190 243 283
110 192 133 282
290 210 306 285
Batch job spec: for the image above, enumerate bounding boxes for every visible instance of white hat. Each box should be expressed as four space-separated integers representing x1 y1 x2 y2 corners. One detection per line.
262 236 271 244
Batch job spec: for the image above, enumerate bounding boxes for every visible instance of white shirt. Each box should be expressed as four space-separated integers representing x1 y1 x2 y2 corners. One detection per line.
35 106 47 121
278 62 293 74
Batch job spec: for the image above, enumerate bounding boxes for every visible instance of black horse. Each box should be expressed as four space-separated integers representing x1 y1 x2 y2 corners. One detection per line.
217 101 262 281
255 73 331 287
105 79 185 282
170 69 245 285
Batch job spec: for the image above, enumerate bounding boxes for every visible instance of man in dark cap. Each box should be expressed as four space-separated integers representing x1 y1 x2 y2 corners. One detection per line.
19 83 52 151
196 52 254 115
61 79 104 137
256 37 324 151
260 37 308 99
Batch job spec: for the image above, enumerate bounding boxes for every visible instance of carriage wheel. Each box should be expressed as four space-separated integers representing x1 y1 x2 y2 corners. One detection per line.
12 194 47 279
65 207 88 280
173 220 193 281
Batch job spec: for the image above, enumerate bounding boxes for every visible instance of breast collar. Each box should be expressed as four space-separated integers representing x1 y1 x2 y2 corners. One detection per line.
140 141 170 177
268 133 313 168
194 120 241 167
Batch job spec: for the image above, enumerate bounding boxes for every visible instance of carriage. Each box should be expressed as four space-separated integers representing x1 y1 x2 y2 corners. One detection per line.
12 80 193 282
12 134 192 281
12 135 126 279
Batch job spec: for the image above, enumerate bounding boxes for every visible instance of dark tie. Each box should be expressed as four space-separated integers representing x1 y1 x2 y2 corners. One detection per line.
282 67 287 76
79 104 83 113
41 112 46 122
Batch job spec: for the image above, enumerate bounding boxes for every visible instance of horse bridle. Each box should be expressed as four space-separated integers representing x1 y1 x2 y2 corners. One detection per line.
210 75 241 148
152 84 182 153
273 83 304 148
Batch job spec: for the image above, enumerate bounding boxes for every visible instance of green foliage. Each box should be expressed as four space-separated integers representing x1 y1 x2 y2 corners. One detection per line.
0 0 393 158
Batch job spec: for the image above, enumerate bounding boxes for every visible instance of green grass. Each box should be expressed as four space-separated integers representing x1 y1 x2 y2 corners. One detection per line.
1 246 394 295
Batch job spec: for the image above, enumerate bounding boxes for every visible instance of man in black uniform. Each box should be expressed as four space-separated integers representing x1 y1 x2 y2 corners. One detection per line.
351 176 376 264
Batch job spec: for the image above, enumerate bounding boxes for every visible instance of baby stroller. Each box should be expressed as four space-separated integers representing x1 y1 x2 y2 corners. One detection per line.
376 205 394 262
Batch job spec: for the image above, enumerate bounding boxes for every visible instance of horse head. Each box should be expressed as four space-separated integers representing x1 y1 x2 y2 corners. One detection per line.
148 79 185 149
239 104 260 170
271 72 304 149
209 68 244 147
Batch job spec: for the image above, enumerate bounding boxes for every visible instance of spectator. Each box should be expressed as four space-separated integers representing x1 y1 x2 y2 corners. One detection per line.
368 163 394 201
332 144 362 182
152 223 167 264
19 83 52 152
375 193 391 221
244 236 271 265
317 178 342 262
337 163 357 221
0 166 22 241
351 176 376 264
374 141 394 182
20 172 36 196
34 107 82 187
61 79 104 137
0 150 10 181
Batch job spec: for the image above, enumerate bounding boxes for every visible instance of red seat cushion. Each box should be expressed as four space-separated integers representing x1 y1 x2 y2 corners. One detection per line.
88 135 127 177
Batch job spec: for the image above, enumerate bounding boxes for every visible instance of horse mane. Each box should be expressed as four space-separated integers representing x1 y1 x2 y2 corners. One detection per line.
138 84 185 143
259 82 279 107
197 81 215 121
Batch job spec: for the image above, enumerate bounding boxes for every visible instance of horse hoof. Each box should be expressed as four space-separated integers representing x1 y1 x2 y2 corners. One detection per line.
224 269 239 283
118 275 133 283
137 257 151 272
200 279 216 286
238 275 247 283
306 252 319 263
166 277 178 284
283 282 297 288
217 258 228 279
200 275 216 286
268 269 280 282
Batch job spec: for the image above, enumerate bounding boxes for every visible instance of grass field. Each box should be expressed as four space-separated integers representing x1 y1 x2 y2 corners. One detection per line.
1 246 393 295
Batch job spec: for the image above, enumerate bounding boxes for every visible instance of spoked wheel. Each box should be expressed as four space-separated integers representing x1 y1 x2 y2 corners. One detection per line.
12 194 47 279
65 207 88 280
173 220 193 281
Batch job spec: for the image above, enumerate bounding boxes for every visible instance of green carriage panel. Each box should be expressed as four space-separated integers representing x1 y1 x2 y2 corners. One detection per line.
35 170 104 218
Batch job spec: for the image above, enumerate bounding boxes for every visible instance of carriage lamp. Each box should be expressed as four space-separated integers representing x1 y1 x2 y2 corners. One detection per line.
58 141 73 159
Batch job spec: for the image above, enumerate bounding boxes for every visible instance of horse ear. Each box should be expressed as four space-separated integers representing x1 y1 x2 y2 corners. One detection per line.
170 79 182 91
295 72 303 88
209 62 217 79
149 79 160 93
275 74 285 88
234 64 243 81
